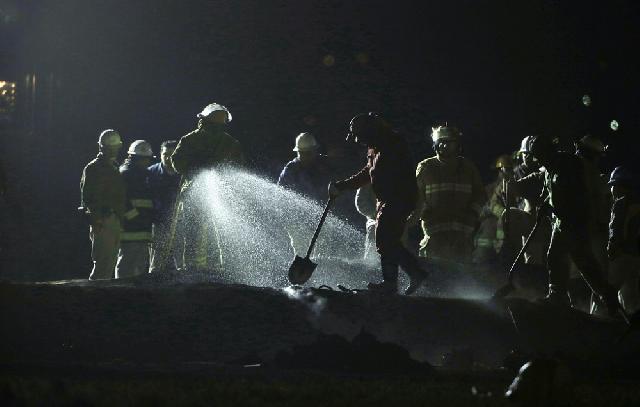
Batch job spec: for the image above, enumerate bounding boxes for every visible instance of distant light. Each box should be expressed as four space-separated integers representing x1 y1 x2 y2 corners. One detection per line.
0 80 17 118
322 55 335 67
610 120 619 131
581 94 591 107
355 52 369 65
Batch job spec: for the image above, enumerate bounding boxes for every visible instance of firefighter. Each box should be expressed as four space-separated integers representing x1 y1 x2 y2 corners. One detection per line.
148 140 182 272
473 154 514 263
607 165 640 313
80 129 126 280
115 140 155 278
511 135 620 313
171 103 245 273
505 136 550 267
329 112 428 294
277 132 332 256
414 126 486 264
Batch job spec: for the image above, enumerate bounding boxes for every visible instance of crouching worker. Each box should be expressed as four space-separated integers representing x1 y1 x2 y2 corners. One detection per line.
80 129 126 280
116 140 155 278
329 113 428 295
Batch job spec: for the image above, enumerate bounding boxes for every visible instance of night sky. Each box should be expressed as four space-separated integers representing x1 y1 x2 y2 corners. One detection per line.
1 0 638 280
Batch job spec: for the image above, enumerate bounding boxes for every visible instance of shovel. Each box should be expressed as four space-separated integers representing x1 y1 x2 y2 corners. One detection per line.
491 208 543 300
288 197 334 285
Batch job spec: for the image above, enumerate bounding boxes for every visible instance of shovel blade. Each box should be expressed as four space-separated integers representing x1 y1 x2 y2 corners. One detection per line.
288 255 317 285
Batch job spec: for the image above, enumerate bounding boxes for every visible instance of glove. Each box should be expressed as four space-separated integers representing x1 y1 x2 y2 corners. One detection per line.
328 182 341 199
537 201 553 218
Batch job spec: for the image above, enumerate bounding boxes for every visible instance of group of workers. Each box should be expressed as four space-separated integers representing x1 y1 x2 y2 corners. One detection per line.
79 102 640 317
80 103 243 279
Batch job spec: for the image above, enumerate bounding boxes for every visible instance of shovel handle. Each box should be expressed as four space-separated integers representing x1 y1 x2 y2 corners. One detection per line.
506 208 543 284
305 197 334 258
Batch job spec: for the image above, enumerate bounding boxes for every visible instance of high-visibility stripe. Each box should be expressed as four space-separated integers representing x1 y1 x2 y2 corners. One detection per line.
424 183 472 194
130 199 153 208
120 231 153 241
123 208 139 220
475 238 495 248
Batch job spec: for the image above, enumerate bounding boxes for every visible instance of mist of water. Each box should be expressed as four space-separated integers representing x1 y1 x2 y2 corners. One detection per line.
185 167 380 288
173 167 499 298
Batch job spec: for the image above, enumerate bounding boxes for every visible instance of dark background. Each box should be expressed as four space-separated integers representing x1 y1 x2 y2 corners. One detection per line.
0 0 638 280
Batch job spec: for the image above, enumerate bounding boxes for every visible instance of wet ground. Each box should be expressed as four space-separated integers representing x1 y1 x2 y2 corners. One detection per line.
1 269 639 405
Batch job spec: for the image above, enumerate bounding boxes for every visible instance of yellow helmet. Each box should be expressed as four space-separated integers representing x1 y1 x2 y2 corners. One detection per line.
494 154 514 169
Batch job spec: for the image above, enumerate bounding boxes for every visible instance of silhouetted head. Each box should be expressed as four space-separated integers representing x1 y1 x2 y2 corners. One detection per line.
346 112 390 147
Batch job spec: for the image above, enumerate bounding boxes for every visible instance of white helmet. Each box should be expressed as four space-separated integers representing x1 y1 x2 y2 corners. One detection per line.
431 126 461 143
98 129 123 147
127 140 154 157
519 136 532 154
197 102 232 122
293 132 318 152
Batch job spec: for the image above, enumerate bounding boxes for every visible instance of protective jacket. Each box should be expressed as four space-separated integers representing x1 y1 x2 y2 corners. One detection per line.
278 156 332 203
119 158 154 242
335 134 417 209
148 162 180 222
609 195 640 257
515 152 591 231
80 153 126 219
415 156 486 237
171 121 245 179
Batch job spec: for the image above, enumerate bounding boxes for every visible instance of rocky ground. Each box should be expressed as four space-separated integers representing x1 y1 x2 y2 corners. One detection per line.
1 269 639 405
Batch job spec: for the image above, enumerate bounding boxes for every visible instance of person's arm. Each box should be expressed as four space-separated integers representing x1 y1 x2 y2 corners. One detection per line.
334 165 371 191
511 171 545 202
407 162 427 226
80 165 97 214
608 196 627 259
170 136 191 175
277 163 294 188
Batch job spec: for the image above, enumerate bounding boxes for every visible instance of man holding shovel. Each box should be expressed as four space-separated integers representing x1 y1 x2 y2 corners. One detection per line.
510 135 621 315
328 113 428 295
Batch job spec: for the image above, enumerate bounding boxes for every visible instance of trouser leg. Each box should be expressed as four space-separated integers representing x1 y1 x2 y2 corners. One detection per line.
149 222 178 273
89 214 120 280
116 241 150 278
609 254 640 313
364 218 378 260
376 204 424 280
569 235 611 304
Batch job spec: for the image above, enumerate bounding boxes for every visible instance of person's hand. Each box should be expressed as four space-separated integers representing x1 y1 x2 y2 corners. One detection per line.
328 182 341 199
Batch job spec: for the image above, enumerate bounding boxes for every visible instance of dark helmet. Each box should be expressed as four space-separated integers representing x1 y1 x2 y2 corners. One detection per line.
346 112 388 144
528 134 555 158
608 166 638 190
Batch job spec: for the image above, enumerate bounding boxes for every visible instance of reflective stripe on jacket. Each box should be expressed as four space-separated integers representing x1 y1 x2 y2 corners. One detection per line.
415 156 486 236
120 159 154 242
